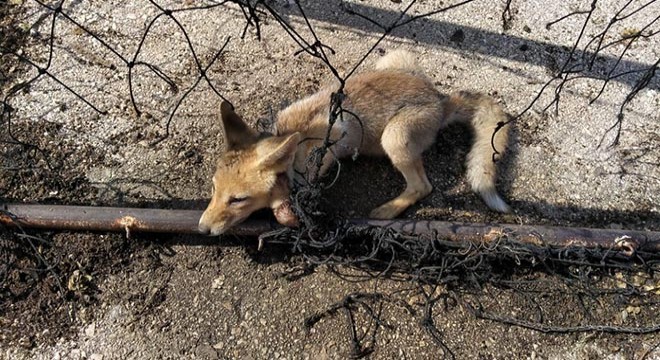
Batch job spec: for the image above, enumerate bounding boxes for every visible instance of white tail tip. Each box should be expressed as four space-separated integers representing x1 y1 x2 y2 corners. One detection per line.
480 190 511 213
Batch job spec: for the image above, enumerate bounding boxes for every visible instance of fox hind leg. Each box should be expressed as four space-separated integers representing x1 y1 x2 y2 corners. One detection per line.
369 157 432 219
369 115 436 219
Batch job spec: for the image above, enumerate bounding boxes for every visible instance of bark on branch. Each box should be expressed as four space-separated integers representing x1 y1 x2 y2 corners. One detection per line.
1 204 658 253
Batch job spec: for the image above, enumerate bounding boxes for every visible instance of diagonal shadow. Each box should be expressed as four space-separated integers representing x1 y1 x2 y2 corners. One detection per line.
274 1 659 91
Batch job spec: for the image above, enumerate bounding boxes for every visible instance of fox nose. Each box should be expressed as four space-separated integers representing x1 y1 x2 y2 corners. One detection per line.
198 215 212 235
198 223 211 235
198 225 211 235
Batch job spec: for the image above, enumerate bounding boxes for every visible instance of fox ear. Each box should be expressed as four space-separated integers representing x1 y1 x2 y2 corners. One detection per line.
220 101 258 149
258 133 300 168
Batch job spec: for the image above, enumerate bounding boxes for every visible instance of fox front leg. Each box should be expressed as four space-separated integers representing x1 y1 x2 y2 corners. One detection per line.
273 200 299 227
270 173 300 228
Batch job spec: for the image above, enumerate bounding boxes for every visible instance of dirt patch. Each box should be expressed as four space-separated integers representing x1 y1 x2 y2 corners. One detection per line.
0 230 154 348
0 2 27 90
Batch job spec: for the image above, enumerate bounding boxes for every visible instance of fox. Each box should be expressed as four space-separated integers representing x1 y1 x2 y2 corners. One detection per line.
198 50 511 236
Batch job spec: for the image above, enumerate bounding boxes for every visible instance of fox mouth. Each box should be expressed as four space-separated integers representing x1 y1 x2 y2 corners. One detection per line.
198 223 218 236
198 223 229 236
198 218 230 236
198 216 227 236
208 227 226 236
199 212 252 236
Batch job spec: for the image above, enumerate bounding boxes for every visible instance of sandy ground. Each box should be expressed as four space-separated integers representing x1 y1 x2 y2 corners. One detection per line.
1 0 659 359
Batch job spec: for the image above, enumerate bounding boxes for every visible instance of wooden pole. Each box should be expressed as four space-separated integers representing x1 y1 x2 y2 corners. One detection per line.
0 204 271 236
1 204 659 252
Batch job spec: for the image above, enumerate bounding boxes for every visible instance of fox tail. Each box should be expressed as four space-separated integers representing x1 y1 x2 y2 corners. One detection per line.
377 50 511 213
374 49 425 75
443 91 511 213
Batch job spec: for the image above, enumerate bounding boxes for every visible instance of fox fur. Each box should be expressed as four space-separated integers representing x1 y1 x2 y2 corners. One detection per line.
198 50 510 236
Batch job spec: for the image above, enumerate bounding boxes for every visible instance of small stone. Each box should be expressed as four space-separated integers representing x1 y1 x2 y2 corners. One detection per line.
195 344 219 360
626 306 641 315
70 349 86 358
90 354 104 360
212 275 225 289
608 344 621 352
85 323 96 337
18 336 33 348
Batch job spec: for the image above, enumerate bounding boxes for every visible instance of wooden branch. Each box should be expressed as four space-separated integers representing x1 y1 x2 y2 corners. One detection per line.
1 204 659 252
0 204 270 236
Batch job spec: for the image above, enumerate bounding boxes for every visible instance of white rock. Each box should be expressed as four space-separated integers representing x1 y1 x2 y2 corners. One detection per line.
84 323 96 337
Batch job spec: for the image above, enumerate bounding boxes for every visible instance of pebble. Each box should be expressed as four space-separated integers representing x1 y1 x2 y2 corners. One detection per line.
195 344 219 360
85 323 96 337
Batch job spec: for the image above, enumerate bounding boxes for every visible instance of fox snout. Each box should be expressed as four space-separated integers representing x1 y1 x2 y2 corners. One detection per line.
198 210 232 236
198 222 212 235
197 216 215 235
198 213 219 236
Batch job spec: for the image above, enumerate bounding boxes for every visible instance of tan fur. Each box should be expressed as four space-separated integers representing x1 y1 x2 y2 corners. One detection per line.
199 50 511 235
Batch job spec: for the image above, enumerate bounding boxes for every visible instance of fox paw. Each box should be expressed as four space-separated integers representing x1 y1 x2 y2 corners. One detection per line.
369 203 403 219
273 200 300 227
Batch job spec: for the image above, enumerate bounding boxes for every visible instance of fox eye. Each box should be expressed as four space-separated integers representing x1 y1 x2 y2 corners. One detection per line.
228 196 249 205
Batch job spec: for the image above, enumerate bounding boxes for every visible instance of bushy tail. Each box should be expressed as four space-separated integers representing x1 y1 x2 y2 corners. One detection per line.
443 92 511 213
374 49 424 75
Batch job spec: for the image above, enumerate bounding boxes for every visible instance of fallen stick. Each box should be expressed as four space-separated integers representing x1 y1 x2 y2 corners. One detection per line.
1 204 659 253
0 204 270 236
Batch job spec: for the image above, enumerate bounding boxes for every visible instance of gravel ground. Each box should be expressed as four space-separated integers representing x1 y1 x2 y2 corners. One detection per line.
1 0 659 359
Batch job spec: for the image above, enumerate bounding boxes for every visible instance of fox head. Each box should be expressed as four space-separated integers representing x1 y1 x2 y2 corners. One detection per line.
198 101 300 236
